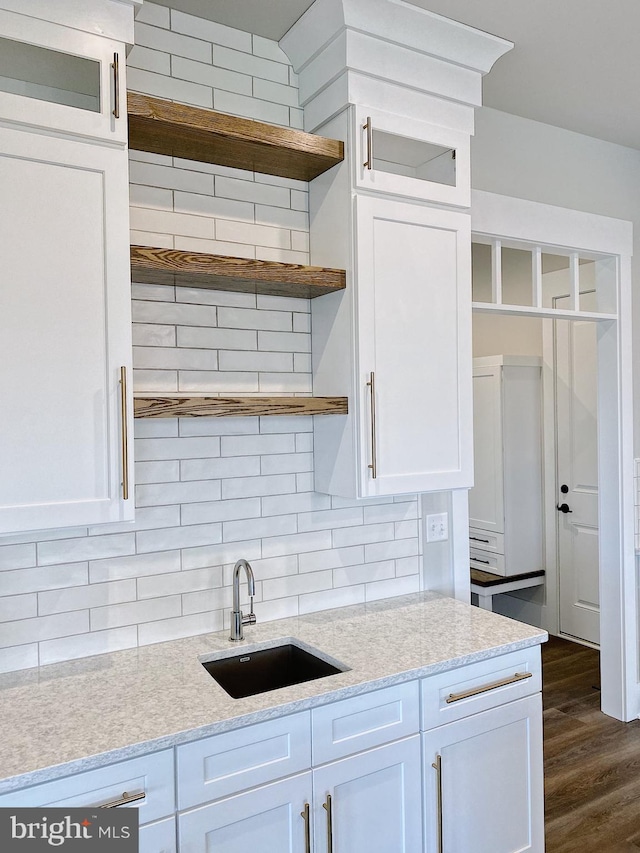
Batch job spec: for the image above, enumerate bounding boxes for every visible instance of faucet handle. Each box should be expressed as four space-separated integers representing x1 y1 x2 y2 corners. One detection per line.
243 596 256 627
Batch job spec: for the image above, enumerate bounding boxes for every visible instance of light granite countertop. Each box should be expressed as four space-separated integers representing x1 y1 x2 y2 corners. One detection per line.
0 592 546 794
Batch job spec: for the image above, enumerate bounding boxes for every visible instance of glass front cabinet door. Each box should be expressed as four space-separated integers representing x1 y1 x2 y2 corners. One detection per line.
354 105 470 207
0 7 127 143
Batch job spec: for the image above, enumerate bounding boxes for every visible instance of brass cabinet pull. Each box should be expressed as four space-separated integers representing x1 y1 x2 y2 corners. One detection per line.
119 366 129 500
367 372 377 479
432 754 443 853
363 116 373 169
101 790 145 809
323 793 333 853
112 52 120 118
300 802 311 853
446 671 532 704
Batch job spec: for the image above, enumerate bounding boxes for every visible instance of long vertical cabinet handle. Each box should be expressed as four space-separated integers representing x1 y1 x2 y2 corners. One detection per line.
432 754 443 853
322 793 333 853
363 116 373 169
119 366 129 500
112 52 120 118
366 372 377 479
300 802 311 853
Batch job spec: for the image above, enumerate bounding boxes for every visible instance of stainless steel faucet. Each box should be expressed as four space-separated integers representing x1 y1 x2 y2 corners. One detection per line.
229 558 256 641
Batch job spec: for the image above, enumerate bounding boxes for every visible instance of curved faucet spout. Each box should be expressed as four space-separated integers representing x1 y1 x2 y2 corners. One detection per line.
230 558 257 641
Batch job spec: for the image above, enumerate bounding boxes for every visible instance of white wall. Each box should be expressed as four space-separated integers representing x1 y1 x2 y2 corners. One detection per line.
0 2 420 674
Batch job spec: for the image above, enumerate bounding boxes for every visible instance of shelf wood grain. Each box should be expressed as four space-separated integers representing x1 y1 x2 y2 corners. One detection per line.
127 92 344 181
130 246 346 298
134 396 349 419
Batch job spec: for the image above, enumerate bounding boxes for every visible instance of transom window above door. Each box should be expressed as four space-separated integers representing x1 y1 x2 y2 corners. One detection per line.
471 238 618 319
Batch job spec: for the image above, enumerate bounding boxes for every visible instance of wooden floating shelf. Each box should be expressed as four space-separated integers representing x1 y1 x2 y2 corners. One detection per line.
134 395 349 419
127 92 344 181
131 246 346 299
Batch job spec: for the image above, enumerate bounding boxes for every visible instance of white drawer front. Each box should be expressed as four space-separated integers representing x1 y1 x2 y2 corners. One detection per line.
0 750 175 826
421 647 542 730
469 528 504 554
140 816 176 853
176 712 311 810
470 547 506 576
312 681 420 765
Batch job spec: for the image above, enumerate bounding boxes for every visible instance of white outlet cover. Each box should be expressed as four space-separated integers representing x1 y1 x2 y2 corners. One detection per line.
426 512 449 542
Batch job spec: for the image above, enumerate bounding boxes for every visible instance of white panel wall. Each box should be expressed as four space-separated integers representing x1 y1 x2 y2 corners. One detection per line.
0 3 420 673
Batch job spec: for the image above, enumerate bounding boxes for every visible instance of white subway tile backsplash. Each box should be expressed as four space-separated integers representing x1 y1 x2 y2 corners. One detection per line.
365 575 420 602
218 306 291 332
172 10 252 53
0 594 37 623
299 585 365 616
171 55 253 95
138 611 223 646
135 461 181 485
181 456 260 480
136 436 221 461
127 67 213 108
135 22 212 63
222 474 297 500
253 76 300 109
138 566 222 599
89 550 181 583
37 535 136 567
212 44 289 85
135 1 170 29
128 44 172 75
136 479 222 508
252 35 290 65
0 9 422 672
39 628 138 667
0 544 36 570
181 497 261 525
0 644 39 674
39 580 137 616
0 611 89 648
136 523 222 553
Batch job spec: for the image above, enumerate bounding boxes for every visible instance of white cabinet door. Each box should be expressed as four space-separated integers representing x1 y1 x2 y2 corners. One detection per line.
468 364 504 533
355 195 473 497
0 124 133 533
178 772 313 853
313 736 423 853
353 105 470 208
423 695 544 853
0 8 127 144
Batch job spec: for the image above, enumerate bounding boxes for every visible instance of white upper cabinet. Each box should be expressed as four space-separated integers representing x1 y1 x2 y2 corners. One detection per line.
0 125 133 534
354 105 470 207
0 7 127 143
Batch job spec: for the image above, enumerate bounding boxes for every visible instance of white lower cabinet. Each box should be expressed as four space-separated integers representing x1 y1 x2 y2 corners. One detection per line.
312 736 422 853
422 694 545 853
0 654 545 853
178 773 313 853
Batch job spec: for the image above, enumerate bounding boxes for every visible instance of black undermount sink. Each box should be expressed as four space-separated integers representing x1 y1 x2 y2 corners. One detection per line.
201 641 348 699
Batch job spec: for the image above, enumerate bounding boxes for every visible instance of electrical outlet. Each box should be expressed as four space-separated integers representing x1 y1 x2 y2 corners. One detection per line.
426 512 449 542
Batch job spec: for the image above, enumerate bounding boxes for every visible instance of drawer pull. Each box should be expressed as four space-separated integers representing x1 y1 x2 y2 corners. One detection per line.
300 802 311 853
446 671 532 704
470 536 490 543
100 790 145 809
112 53 120 119
431 754 443 853
323 793 333 853
363 116 373 169
472 557 491 565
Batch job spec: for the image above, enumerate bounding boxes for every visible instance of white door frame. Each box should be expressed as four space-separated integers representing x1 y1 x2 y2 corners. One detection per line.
464 190 637 722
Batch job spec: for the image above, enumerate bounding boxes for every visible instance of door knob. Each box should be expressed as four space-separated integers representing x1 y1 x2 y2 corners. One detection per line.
557 503 573 513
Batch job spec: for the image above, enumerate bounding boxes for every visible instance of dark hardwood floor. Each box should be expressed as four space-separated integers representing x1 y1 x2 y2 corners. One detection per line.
543 636 640 852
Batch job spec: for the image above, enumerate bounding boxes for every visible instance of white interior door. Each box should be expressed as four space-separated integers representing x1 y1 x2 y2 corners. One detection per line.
555 293 599 645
